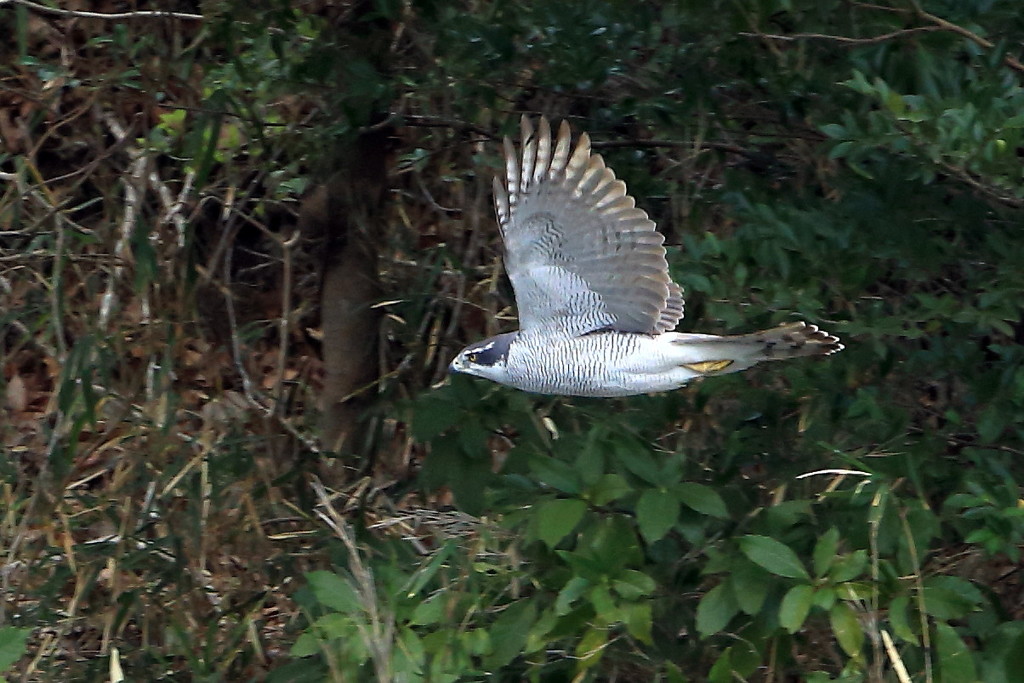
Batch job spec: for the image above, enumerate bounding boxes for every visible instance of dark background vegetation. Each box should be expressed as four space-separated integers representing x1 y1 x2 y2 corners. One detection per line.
2 0 1023 680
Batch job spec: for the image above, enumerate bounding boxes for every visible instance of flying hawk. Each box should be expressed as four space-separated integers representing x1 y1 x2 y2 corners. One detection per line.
449 116 842 397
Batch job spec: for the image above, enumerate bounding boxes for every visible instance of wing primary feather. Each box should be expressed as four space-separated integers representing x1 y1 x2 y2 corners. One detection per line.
494 176 510 227
520 116 536 194
565 131 592 186
549 120 572 180
504 136 520 207
533 117 552 186
493 115 686 336
577 159 611 197
594 180 628 209
599 196 636 213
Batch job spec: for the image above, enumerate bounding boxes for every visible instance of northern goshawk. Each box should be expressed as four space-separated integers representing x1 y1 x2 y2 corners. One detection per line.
449 116 842 397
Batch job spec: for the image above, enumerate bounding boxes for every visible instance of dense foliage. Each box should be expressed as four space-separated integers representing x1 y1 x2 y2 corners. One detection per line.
2 0 1023 680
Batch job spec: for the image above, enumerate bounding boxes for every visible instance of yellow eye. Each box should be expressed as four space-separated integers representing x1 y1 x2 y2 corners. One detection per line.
466 353 478 362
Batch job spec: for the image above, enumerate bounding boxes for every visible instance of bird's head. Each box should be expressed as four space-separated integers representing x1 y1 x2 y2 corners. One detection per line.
449 332 517 384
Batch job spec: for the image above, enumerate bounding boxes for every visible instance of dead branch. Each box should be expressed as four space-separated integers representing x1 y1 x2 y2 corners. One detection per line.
0 0 202 21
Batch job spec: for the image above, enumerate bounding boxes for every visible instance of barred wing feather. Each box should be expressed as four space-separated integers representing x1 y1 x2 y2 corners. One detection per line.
493 116 684 337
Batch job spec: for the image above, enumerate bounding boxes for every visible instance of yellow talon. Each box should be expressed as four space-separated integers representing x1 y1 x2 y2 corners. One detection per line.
683 360 734 373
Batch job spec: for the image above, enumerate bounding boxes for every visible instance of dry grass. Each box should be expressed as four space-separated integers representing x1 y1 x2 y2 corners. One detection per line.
0 4 491 678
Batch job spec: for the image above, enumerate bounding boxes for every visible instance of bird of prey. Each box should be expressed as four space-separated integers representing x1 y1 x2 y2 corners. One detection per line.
449 116 842 397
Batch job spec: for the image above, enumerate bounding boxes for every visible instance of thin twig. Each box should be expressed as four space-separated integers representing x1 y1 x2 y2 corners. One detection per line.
311 478 395 682
881 629 913 683
0 0 203 21
739 26 942 46
811 1 1024 74
397 114 496 140
275 230 300 415
99 113 147 331
914 6 1024 73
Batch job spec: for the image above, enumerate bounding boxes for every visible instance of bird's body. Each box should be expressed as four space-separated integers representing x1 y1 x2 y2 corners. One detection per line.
509 331 707 397
450 116 842 396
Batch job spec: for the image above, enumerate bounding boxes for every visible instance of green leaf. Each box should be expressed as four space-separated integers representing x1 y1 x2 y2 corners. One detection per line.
291 631 322 658
526 608 558 654
587 514 642 570
889 595 918 644
812 528 839 577
402 541 454 597
676 482 728 518
779 584 815 633
820 123 847 138
310 614 362 652
979 622 1024 683
617 449 663 484
410 594 445 625
575 626 607 669
812 586 837 611
576 438 605 485
529 453 583 494
0 627 31 673
922 576 983 620
446 451 491 516
828 550 868 583
934 622 978 683
978 407 1005 444
533 498 587 548
588 584 617 620
636 488 680 543
613 569 657 600
393 626 426 677
697 582 739 637
488 600 537 668
731 562 769 615
457 420 490 455
738 535 810 579
708 643 759 683
708 648 734 683
555 576 590 615
588 473 632 505
828 140 854 159
830 602 864 657
306 571 361 613
621 601 653 644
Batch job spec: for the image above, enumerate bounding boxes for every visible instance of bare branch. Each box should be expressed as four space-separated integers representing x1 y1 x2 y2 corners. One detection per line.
0 0 202 21
915 8 1024 73
832 1 1024 74
740 26 942 47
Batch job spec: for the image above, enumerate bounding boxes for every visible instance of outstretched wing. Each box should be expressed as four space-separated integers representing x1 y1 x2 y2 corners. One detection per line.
493 116 684 337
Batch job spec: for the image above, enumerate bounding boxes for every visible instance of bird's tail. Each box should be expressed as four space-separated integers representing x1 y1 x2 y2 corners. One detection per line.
670 322 843 376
